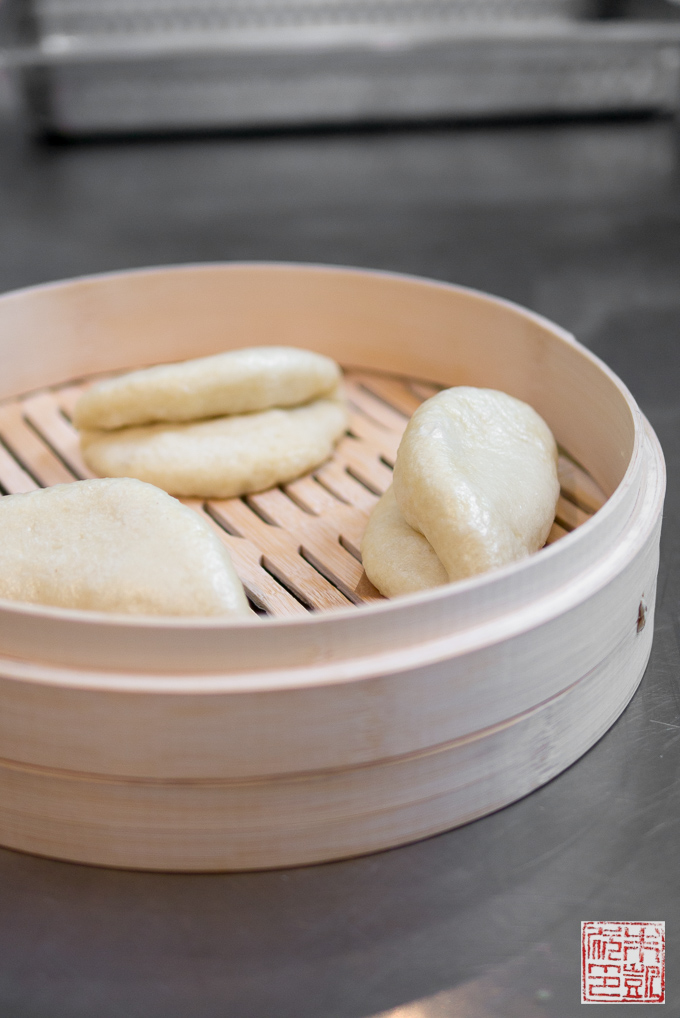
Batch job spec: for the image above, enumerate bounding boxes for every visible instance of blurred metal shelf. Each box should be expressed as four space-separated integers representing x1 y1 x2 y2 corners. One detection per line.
2 0 680 134
26 1 595 38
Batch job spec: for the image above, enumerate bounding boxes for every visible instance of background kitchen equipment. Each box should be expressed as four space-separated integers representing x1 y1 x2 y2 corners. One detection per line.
1 0 680 134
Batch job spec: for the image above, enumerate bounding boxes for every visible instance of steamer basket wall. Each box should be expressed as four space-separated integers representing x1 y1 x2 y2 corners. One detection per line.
0 264 665 870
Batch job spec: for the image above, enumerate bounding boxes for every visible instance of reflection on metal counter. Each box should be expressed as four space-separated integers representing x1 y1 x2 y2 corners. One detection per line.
1 0 680 135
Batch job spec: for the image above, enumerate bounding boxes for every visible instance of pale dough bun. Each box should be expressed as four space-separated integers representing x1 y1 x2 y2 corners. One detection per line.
0 478 252 617
361 486 447 597
81 393 349 498
73 347 342 431
391 387 560 585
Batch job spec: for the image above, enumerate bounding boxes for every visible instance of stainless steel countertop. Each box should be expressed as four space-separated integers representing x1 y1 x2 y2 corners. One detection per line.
0 112 677 1016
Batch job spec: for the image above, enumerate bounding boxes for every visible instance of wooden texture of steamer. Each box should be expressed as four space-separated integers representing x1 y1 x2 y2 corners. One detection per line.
0 600 655 870
0 264 666 870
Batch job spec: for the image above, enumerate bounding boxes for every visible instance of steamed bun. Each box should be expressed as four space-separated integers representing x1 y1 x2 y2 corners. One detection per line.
0 478 252 616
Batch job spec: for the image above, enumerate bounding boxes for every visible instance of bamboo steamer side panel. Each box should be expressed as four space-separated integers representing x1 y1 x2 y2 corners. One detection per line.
0 612 653 871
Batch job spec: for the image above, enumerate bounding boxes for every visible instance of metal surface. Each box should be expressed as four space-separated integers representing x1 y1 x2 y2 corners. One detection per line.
2 1 680 132
0 112 678 1014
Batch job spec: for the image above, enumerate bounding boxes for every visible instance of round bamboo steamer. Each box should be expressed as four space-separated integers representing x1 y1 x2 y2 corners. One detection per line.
0 263 665 871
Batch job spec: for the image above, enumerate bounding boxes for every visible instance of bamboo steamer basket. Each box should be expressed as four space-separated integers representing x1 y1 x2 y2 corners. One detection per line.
0 263 665 871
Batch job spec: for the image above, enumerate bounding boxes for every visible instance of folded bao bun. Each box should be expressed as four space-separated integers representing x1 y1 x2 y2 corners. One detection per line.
360 486 447 597
363 387 560 597
0 478 253 616
74 346 342 431
80 392 349 499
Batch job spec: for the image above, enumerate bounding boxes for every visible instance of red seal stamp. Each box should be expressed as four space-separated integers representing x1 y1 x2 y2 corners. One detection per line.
582 922 665 1004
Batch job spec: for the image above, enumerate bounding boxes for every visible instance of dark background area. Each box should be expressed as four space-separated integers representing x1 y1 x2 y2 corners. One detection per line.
0 105 679 1016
